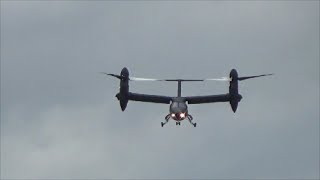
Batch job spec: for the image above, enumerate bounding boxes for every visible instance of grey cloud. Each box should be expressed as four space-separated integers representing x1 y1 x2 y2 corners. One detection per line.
1 1 319 179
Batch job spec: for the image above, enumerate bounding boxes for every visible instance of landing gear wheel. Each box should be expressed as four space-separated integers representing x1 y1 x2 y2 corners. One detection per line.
193 123 197 127
161 122 164 127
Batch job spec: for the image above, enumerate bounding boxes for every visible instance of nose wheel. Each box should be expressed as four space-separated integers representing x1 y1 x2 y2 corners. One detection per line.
176 122 181 126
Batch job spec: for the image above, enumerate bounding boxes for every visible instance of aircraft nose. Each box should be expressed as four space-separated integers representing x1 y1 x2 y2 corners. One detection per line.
175 112 186 120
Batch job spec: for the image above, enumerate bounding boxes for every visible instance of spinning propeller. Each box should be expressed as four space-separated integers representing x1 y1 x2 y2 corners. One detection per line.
101 72 273 82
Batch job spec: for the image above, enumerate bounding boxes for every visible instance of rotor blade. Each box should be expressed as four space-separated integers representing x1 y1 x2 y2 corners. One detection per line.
237 73 274 81
130 77 204 81
163 79 203 82
129 77 164 81
204 77 231 81
130 77 231 82
100 72 122 80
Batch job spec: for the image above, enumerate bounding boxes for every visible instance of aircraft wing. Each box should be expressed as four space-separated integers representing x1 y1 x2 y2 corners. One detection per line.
184 94 230 104
128 92 173 104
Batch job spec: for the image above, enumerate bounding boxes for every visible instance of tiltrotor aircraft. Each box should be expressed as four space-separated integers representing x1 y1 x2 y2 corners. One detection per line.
102 67 272 127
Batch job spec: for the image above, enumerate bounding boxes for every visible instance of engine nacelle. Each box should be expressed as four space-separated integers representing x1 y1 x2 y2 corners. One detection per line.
116 93 128 111
116 67 130 111
229 69 242 113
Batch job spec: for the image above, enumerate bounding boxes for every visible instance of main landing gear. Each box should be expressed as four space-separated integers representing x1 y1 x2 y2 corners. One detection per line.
187 114 197 127
161 114 171 127
161 114 197 127
161 121 196 127
161 122 165 127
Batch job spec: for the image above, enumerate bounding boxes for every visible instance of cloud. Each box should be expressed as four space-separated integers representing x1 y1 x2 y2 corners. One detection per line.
1 1 319 179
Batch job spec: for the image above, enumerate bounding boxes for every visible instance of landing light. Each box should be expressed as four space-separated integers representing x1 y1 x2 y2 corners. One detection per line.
171 113 175 117
180 113 185 118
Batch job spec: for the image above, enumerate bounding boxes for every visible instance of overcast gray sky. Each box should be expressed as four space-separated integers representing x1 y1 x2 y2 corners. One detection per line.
1 1 319 179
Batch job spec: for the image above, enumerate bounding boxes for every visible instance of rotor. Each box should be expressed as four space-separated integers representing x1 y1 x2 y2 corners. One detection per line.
101 73 273 82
